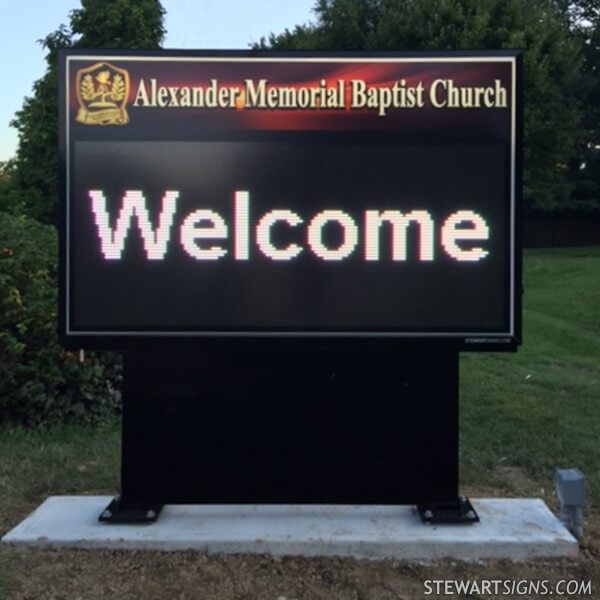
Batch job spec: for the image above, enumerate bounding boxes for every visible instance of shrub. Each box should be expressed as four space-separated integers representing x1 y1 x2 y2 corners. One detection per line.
0 211 121 425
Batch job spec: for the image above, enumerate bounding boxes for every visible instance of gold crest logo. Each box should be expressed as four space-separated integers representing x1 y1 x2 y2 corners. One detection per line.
76 62 130 125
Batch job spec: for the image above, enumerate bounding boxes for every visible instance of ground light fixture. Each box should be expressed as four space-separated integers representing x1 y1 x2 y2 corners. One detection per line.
554 467 586 539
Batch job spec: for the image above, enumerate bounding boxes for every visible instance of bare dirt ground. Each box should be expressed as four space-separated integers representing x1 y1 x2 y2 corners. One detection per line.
1 473 599 599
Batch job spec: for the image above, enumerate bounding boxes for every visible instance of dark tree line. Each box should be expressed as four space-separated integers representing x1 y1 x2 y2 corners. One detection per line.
261 0 600 214
560 0 600 209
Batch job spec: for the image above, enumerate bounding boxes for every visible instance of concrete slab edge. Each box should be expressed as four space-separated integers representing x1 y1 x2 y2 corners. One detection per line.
1 496 579 562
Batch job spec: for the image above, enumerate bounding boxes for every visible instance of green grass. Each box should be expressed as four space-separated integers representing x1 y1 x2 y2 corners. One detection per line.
461 246 600 502
0 422 120 596
0 421 120 531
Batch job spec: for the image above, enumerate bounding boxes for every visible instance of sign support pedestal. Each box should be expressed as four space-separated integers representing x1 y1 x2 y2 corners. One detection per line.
98 341 471 523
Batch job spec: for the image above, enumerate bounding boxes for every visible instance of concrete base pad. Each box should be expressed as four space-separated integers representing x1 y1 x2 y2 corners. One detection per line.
2 496 577 561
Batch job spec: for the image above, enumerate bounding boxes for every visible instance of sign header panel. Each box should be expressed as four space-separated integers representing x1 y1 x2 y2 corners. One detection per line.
59 50 522 347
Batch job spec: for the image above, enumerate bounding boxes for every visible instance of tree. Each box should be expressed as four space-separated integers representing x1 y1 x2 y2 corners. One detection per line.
560 0 600 210
0 160 22 215
10 0 166 223
9 27 72 223
263 0 585 212
69 0 166 48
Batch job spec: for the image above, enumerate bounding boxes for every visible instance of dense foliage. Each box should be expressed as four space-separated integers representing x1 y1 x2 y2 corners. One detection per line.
262 0 600 213
0 0 165 424
0 212 122 424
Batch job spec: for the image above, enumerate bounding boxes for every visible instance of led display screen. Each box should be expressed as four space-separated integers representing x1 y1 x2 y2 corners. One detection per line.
59 51 521 346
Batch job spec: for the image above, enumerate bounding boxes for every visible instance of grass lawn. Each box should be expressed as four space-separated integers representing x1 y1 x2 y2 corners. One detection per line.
461 246 600 503
0 423 120 531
